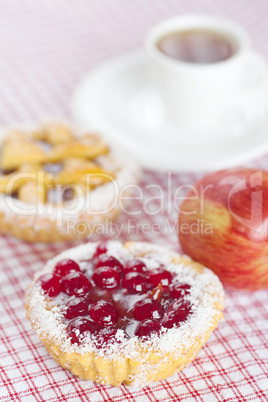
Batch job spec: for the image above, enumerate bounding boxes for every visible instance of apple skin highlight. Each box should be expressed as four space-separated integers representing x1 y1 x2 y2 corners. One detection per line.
178 168 268 291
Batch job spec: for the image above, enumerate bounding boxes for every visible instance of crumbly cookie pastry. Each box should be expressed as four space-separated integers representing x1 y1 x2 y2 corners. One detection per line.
25 241 224 387
0 123 139 242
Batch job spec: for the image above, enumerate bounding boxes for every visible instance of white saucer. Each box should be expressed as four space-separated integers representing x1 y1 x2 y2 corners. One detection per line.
71 51 268 172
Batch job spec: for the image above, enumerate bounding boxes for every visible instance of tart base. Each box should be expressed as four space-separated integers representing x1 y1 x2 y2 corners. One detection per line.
37 312 221 386
0 209 119 243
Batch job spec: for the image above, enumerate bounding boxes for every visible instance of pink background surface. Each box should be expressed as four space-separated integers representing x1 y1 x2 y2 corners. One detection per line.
0 1 268 401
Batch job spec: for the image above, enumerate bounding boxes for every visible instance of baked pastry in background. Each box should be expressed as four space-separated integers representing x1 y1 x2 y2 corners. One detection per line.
0 122 139 242
25 240 224 386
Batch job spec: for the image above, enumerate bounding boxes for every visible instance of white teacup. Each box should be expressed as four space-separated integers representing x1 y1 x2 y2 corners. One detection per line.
146 15 266 128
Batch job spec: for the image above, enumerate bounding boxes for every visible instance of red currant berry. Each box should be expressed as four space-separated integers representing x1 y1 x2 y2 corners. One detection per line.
88 300 118 327
61 272 91 296
149 268 173 288
64 298 90 319
92 267 121 289
95 255 124 276
54 259 81 276
133 299 163 321
93 242 108 259
124 259 147 275
161 309 179 329
67 317 99 344
135 319 161 338
38 273 62 297
95 327 119 349
170 299 192 320
122 272 152 294
161 300 192 328
170 282 191 299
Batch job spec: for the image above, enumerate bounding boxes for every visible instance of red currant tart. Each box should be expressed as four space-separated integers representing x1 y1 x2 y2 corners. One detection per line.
25 241 224 387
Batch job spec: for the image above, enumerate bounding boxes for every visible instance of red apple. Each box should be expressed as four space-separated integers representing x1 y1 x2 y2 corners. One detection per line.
178 168 268 291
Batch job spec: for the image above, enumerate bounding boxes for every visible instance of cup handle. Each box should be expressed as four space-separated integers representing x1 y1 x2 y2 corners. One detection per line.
235 52 268 104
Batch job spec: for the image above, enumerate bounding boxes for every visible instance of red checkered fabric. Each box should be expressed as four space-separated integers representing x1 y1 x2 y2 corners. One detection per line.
0 1 268 401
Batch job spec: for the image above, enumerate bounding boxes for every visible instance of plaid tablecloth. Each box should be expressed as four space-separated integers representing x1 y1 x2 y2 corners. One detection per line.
0 1 268 401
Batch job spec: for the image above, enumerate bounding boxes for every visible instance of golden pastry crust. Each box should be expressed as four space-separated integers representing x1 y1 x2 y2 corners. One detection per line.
25 241 224 386
0 123 139 242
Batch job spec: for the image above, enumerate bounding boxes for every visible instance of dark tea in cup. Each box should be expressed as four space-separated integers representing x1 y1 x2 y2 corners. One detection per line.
157 29 237 64
147 16 252 127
